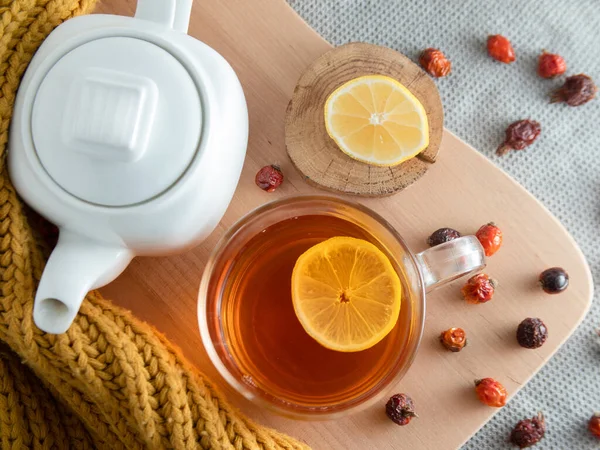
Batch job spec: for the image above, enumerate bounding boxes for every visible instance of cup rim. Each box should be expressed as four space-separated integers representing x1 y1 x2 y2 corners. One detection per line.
197 194 426 420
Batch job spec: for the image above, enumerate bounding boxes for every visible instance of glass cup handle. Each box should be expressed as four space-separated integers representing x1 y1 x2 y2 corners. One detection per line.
415 236 486 292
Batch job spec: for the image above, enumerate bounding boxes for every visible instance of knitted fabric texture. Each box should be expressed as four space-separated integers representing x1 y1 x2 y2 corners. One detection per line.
0 1 309 449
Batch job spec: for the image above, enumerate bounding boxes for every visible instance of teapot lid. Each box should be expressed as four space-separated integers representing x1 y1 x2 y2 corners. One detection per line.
31 36 202 206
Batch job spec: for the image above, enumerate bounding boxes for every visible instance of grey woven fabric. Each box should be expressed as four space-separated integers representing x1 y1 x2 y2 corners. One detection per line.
286 0 600 448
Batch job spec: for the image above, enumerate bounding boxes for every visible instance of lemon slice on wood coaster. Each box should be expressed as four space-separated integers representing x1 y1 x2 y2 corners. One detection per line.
324 75 429 167
291 236 402 352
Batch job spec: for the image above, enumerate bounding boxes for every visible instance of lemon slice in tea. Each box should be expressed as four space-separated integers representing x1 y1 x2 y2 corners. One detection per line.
324 75 429 167
291 236 401 352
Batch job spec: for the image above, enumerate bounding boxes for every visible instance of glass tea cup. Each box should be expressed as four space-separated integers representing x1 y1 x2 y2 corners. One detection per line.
198 196 484 419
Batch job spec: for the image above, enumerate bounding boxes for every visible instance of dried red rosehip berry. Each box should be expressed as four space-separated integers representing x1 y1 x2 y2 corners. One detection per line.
440 327 467 352
517 318 548 349
496 120 542 156
487 35 515 64
510 412 546 448
551 74 597 106
537 51 566 79
475 378 507 407
476 223 503 257
419 48 452 78
539 267 569 294
589 413 600 439
255 165 283 192
427 227 461 247
462 273 498 304
385 393 417 426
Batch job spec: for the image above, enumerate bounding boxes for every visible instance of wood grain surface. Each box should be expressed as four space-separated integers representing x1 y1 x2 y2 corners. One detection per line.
95 1 593 448
286 42 443 196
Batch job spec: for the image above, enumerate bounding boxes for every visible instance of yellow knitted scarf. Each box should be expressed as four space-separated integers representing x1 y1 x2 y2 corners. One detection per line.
0 1 309 448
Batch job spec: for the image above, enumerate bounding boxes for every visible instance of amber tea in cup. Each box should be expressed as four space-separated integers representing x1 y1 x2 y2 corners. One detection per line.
199 196 484 418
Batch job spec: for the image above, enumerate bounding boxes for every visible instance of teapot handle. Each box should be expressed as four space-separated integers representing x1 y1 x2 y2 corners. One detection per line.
33 231 133 334
135 0 193 33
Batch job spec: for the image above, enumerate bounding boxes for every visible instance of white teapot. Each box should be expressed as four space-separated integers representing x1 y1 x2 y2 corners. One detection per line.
8 0 248 333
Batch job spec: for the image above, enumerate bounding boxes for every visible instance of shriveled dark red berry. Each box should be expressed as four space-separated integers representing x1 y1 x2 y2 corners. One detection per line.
427 227 461 247
255 165 284 192
539 267 569 294
517 318 548 349
510 413 546 448
551 74 597 106
537 51 566 79
440 327 467 352
419 48 452 78
589 413 600 439
497 120 541 156
487 35 515 64
385 393 417 426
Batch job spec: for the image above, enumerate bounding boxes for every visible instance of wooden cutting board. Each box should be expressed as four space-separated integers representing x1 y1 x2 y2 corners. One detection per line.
95 1 593 448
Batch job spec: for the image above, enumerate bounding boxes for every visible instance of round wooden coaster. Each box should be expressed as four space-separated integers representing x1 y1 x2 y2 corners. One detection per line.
285 42 443 196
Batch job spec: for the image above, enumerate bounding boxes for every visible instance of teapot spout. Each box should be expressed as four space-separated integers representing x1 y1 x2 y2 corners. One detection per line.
34 231 133 334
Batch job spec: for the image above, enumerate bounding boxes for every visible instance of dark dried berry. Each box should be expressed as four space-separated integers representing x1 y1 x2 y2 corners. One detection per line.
537 51 566 79
385 393 417 426
255 165 284 192
497 120 541 156
551 74 597 106
440 327 467 352
419 48 452 78
510 413 546 448
487 35 515 64
539 267 569 294
427 227 461 247
517 318 548 349
589 413 600 439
